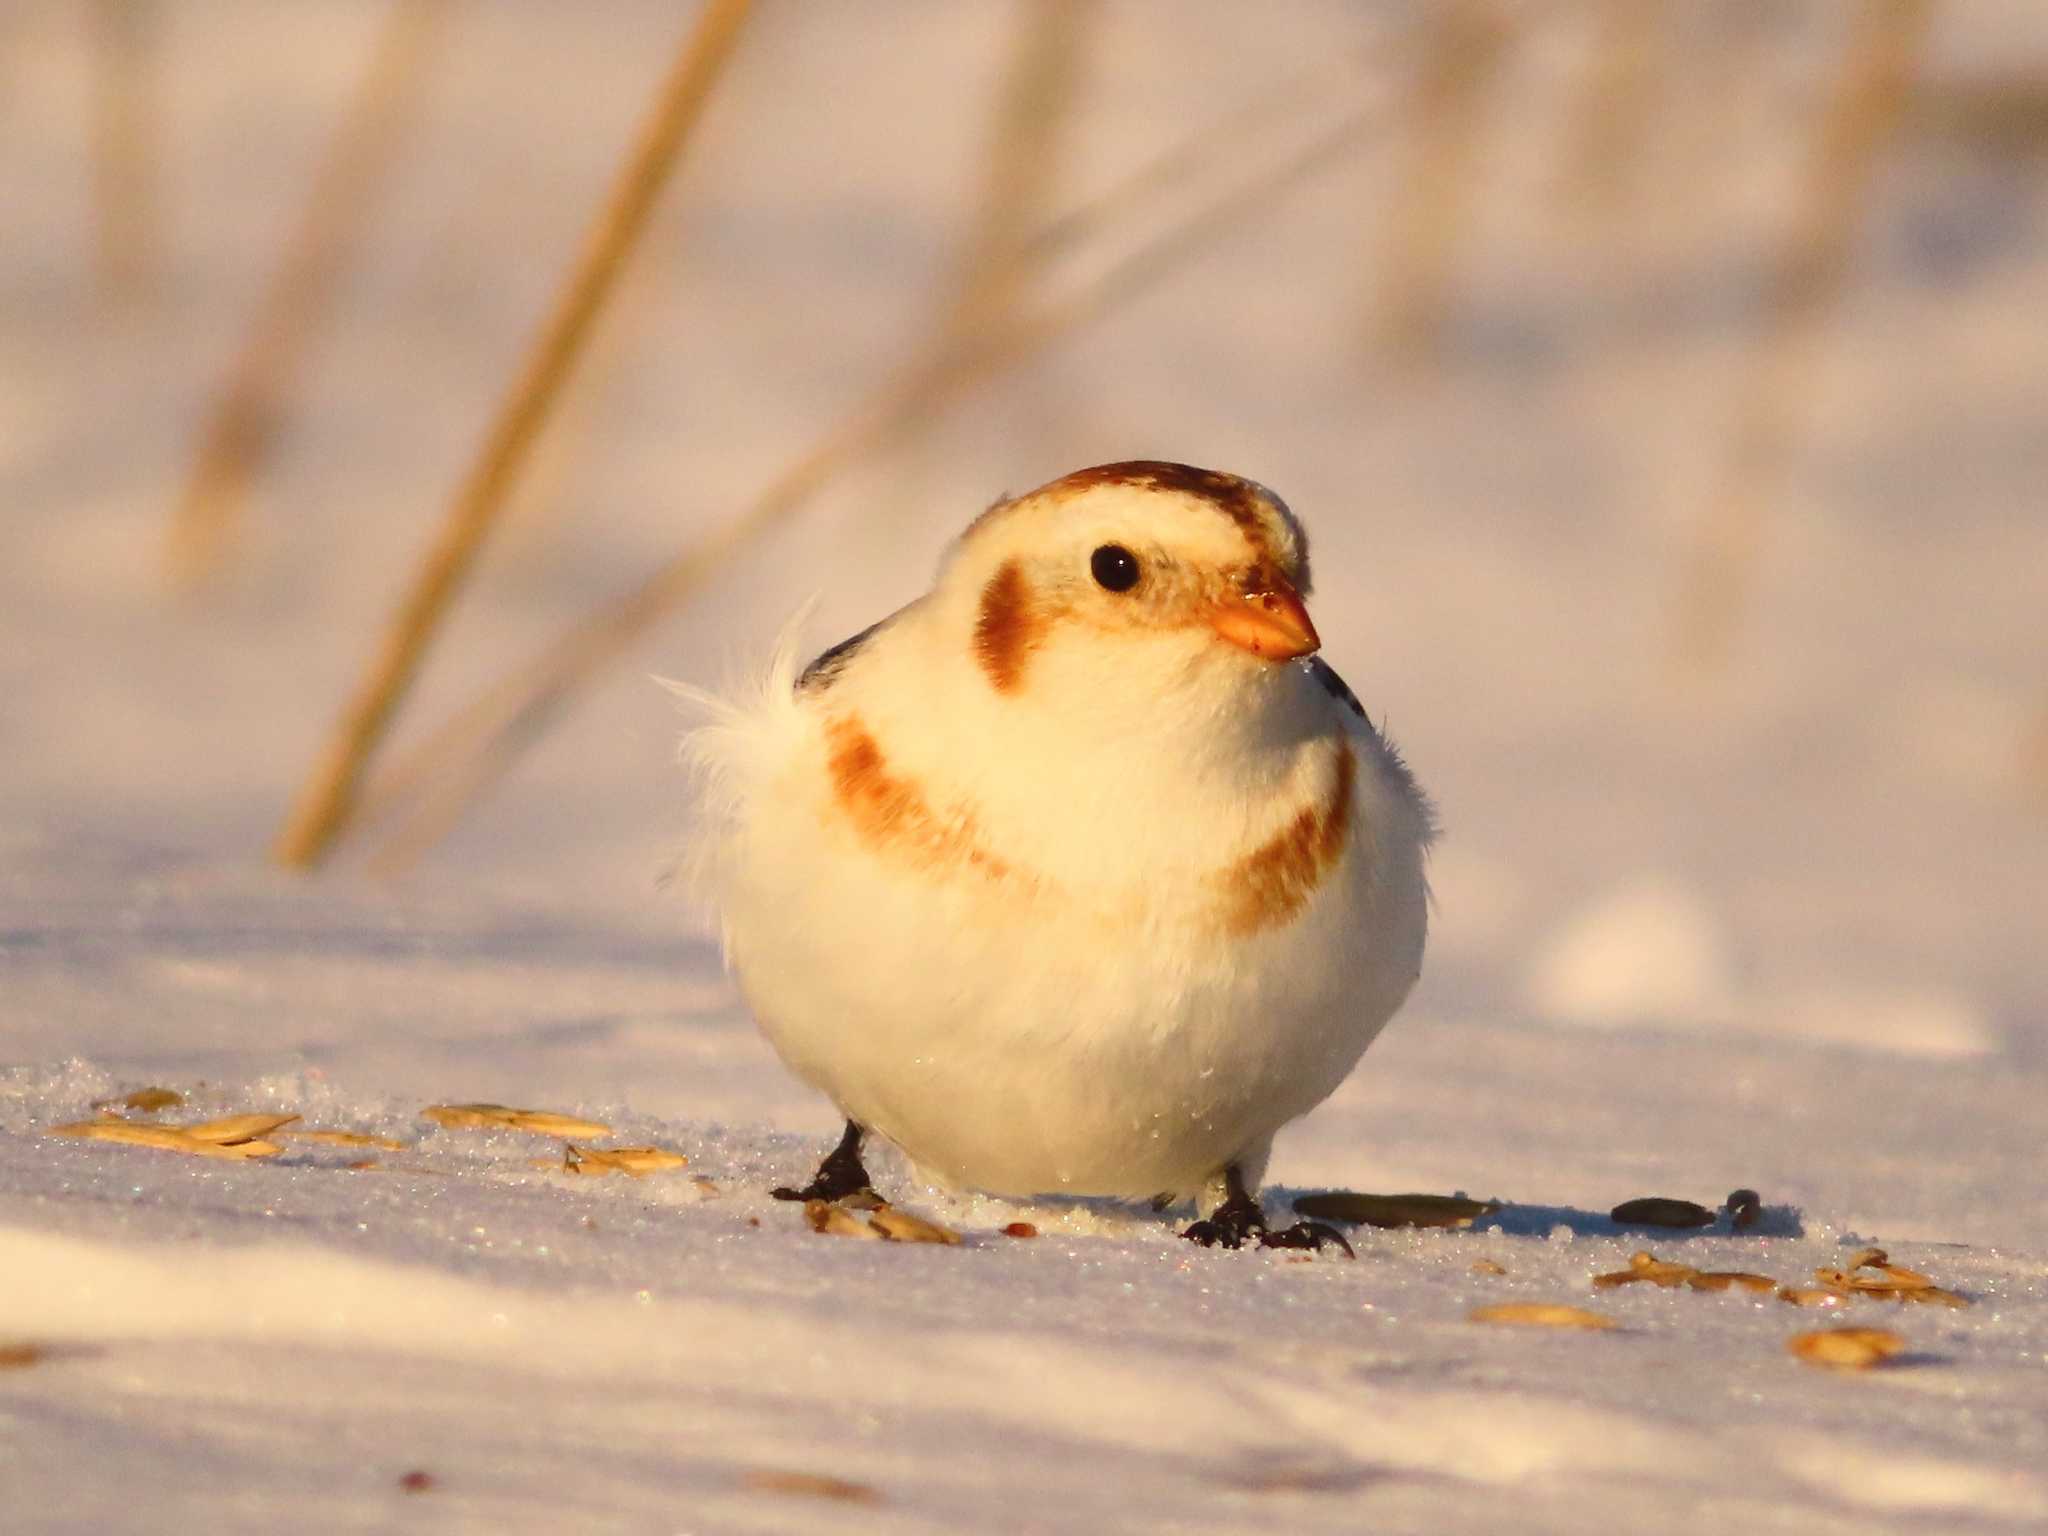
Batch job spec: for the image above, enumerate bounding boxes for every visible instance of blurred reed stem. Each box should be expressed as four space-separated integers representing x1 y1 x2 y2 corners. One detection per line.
164 0 448 589
940 0 1092 341
273 0 755 869
360 99 1390 873
1368 0 1509 367
91 0 155 299
1670 0 1936 675
1558 0 1662 235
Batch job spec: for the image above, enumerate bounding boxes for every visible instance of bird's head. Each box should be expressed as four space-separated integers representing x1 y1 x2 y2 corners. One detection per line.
938 462 1319 721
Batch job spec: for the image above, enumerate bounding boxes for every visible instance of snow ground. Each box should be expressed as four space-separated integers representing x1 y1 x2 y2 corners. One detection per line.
4 3 2047 1532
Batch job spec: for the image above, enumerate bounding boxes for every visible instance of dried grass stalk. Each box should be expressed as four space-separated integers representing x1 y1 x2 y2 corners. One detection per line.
939 0 1093 341
165 0 448 588
90 0 156 298
1671 0 1935 673
361 93 1391 871
272 0 755 868
1368 0 1510 366
1557 0 1662 232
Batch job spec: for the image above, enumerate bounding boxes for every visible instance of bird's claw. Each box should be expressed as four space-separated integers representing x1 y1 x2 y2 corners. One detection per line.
1255 1219 1354 1258
771 1122 877 1205
1182 1198 1354 1258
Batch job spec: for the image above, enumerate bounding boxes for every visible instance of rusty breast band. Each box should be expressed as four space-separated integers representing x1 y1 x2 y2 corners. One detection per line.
823 711 1353 937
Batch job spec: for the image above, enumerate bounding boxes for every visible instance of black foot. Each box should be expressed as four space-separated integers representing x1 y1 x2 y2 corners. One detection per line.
1181 1165 1354 1258
771 1120 877 1205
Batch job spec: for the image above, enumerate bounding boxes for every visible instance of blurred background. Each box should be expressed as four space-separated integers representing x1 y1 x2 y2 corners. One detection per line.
5 0 2045 1068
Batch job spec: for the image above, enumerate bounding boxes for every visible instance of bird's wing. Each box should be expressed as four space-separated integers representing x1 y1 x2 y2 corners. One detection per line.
1309 658 1437 843
797 609 904 695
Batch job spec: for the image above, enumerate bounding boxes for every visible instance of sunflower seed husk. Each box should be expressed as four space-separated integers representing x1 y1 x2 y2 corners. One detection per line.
47 1121 279 1160
1788 1326 1905 1369
868 1205 963 1245
1469 1302 1618 1330
1292 1192 1501 1229
1610 1197 1716 1229
182 1113 300 1145
804 1200 882 1239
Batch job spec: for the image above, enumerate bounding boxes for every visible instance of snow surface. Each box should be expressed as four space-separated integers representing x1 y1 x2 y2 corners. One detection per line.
5 3 2047 1532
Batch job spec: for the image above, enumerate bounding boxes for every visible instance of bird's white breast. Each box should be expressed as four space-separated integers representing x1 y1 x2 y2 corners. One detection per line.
684 616 1430 1202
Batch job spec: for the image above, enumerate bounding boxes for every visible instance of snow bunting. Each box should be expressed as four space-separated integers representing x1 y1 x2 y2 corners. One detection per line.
679 461 1433 1250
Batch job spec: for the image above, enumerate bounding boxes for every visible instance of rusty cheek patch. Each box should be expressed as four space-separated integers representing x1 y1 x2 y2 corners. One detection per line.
825 716 1011 879
1215 743 1355 936
973 559 1042 693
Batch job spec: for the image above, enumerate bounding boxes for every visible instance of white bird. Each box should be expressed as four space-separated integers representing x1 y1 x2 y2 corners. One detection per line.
678 461 1433 1250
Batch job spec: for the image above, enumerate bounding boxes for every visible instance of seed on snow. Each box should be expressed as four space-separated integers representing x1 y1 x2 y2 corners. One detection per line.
1469 1303 1617 1330
1788 1326 1905 1370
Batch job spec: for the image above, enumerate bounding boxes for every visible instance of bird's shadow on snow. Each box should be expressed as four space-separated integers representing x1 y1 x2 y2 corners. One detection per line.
1273 1188 1806 1242
1470 1200 1805 1241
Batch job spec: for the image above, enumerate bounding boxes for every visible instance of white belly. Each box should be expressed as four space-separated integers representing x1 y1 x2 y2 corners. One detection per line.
721 803 1424 1201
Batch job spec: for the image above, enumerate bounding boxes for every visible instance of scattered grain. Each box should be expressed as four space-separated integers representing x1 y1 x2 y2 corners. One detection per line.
1788 1326 1905 1370
869 1205 963 1245
47 1121 280 1160
183 1113 300 1145
281 1129 406 1150
804 1200 882 1240
422 1103 611 1138
1469 1302 1617 1330
1777 1286 1851 1308
1687 1271 1779 1293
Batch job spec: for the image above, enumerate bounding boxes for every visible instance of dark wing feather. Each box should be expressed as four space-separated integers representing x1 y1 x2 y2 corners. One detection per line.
797 618 886 694
1309 658 1438 842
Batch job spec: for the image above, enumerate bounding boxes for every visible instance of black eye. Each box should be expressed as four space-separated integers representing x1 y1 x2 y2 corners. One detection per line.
1090 544 1140 592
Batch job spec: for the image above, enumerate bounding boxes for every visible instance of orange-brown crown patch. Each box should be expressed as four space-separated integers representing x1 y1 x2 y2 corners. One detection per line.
1214 742 1355 936
972 559 1043 693
825 714 1013 879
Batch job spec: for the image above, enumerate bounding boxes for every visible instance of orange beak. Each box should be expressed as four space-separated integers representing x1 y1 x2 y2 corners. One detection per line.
1211 580 1320 661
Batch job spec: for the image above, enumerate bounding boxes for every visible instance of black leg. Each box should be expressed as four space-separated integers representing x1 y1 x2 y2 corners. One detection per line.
1182 1164 1353 1257
771 1120 876 1204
